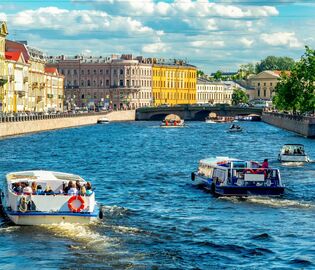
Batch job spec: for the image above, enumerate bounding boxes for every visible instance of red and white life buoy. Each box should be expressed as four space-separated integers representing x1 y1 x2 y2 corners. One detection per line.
68 195 85 212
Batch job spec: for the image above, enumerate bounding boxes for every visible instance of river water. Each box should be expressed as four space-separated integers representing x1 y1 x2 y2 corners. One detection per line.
0 121 314 269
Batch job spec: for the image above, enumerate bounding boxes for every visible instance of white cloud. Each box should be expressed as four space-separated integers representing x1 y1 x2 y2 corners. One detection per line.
9 7 156 36
260 32 303 48
240 37 254 48
142 42 167 53
0 13 7 21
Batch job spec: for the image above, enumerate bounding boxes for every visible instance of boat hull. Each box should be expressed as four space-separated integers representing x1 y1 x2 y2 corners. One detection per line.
160 125 185 128
5 211 99 225
279 154 309 162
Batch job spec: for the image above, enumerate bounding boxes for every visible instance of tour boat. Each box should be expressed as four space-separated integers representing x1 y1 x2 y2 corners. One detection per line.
228 124 242 132
278 144 310 162
0 170 100 225
97 117 110 124
160 114 185 128
191 157 284 197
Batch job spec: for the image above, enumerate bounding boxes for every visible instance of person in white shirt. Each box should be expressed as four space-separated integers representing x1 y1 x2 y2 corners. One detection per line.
67 182 78 195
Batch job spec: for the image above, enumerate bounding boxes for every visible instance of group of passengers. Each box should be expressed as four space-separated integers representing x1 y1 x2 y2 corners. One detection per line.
12 180 93 196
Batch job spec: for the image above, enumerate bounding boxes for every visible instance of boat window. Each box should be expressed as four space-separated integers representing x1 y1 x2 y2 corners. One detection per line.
282 145 305 155
213 169 226 182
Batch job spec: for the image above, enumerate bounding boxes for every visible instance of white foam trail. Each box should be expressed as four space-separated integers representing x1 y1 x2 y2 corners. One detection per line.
41 223 116 250
0 226 20 233
221 196 313 209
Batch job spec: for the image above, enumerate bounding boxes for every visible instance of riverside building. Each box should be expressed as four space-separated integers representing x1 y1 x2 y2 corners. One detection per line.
0 21 64 113
152 59 197 106
247 70 290 100
196 77 233 105
47 54 152 110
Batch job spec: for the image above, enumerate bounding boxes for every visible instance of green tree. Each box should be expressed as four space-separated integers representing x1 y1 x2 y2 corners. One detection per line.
213 70 222 80
232 88 249 105
256 56 295 73
273 46 315 113
197 70 205 77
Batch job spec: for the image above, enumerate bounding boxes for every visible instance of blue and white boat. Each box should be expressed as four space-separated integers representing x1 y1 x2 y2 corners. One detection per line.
191 157 284 197
0 170 100 225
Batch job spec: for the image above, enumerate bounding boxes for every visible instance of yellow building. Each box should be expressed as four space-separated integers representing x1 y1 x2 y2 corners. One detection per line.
0 21 8 112
0 21 64 113
152 61 197 106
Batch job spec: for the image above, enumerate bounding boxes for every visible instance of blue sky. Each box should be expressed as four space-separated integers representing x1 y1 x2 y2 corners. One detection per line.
1 0 314 73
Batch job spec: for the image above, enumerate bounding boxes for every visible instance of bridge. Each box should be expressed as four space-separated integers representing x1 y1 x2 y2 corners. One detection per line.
136 105 263 121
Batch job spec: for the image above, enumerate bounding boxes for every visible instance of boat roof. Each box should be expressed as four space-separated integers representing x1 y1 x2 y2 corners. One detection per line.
200 157 241 166
5 170 86 184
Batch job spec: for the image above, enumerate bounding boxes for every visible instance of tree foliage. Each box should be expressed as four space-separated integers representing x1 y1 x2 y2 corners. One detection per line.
273 46 315 113
213 70 222 80
232 88 249 105
256 56 295 73
197 70 205 77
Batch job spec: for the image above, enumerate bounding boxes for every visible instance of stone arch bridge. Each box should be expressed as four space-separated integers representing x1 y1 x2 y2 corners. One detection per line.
136 105 263 121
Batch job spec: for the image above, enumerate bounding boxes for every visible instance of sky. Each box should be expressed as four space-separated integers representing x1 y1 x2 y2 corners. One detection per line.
0 0 314 73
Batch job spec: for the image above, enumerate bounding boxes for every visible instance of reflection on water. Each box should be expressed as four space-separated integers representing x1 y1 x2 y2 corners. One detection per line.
0 121 314 269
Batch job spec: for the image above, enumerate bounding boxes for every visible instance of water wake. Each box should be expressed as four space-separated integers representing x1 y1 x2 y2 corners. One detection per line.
41 223 116 251
221 196 313 209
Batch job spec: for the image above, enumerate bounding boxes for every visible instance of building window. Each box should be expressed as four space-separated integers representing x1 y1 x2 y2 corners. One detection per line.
82 94 85 99
67 70 70 75
100 69 103 74
106 69 109 75
120 69 123 75
258 82 260 86
81 70 84 75
87 80 90 86
264 82 266 86
87 70 90 75
120 80 124 86
270 82 273 86
81 80 84 86
258 89 260 97
106 80 109 86
94 70 96 75
74 70 77 75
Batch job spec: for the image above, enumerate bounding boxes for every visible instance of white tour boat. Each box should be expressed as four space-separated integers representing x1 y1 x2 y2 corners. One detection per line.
160 114 185 128
191 157 284 197
97 117 110 124
278 144 310 162
0 170 100 225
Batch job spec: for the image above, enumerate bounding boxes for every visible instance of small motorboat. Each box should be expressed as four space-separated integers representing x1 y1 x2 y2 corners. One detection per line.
278 144 310 162
228 124 242 132
205 112 217 123
191 157 284 197
237 114 261 121
97 117 110 124
0 170 100 225
160 114 185 128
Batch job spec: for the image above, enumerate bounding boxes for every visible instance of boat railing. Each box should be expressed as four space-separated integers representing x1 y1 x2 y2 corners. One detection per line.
7 191 95 213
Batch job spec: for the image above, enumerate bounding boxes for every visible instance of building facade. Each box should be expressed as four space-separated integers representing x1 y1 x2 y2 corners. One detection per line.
196 78 233 105
152 60 197 106
47 54 152 110
248 70 288 100
0 21 64 113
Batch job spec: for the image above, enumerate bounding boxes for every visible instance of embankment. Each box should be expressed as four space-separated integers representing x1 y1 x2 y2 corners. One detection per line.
262 112 315 138
0 110 135 138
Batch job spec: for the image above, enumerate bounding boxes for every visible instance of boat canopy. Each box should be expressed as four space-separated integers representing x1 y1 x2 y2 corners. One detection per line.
6 170 86 184
281 144 305 154
165 114 181 121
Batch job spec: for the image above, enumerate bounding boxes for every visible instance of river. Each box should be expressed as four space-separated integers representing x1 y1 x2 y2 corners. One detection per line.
0 121 314 269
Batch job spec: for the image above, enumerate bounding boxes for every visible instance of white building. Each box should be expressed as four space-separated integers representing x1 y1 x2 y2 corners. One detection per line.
197 78 233 105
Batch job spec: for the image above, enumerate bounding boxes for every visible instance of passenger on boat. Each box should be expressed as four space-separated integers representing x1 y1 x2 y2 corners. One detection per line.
85 182 93 196
261 159 269 168
68 182 78 195
76 180 81 191
64 181 73 194
36 185 44 195
23 183 33 195
13 182 23 193
31 181 37 193
80 186 86 196
44 185 54 195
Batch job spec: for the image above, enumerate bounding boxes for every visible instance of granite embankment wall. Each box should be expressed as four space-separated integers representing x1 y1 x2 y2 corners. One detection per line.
262 112 315 138
0 110 135 138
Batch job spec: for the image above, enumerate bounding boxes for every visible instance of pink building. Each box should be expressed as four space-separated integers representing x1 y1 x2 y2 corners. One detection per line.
47 54 152 110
